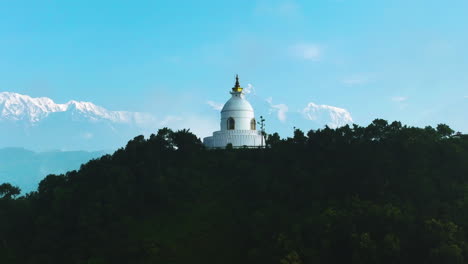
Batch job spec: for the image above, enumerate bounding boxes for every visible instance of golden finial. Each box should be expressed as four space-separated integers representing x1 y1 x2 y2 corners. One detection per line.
232 74 243 92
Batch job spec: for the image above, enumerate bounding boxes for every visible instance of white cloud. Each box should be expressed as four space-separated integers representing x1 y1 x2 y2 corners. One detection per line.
390 96 409 110
266 97 289 122
391 96 408 102
132 112 158 127
82 132 93 140
342 75 370 86
302 102 353 128
290 43 322 61
244 83 256 95
159 115 183 126
206 100 223 111
464 96 468 99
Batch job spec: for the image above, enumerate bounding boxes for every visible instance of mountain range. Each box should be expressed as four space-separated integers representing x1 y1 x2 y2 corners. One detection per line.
1 91 355 151
0 92 152 124
0 92 154 151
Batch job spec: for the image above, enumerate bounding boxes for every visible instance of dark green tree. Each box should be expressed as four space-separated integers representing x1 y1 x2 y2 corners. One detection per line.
0 183 20 199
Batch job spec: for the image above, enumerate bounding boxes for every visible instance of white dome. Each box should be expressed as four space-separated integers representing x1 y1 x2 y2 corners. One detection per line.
221 94 254 112
203 75 265 148
220 93 255 131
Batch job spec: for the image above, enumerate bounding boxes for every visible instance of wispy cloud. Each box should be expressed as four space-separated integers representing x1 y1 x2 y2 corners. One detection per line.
390 96 409 110
206 100 223 111
159 115 183 126
464 96 468 99
289 43 322 61
82 132 93 140
266 97 289 122
302 102 353 128
391 96 408 102
342 75 370 86
244 83 256 95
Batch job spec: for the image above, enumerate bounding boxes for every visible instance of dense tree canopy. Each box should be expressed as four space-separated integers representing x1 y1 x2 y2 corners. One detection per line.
1 119 468 264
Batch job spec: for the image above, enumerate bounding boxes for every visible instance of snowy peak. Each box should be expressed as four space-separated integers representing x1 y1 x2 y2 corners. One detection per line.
0 92 66 122
65 100 118 122
0 92 157 151
302 102 353 128
0 92 146 124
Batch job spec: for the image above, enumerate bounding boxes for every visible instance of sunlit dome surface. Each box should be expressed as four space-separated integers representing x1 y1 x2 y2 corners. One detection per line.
221 96 254 112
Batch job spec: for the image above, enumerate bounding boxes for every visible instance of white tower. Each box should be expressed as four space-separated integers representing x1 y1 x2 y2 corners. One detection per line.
203 75 265 148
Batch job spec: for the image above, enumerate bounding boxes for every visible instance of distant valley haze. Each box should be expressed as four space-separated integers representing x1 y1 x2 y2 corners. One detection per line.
0 147 105 193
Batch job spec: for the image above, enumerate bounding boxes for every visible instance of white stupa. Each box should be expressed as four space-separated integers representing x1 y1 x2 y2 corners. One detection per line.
203 75 265 148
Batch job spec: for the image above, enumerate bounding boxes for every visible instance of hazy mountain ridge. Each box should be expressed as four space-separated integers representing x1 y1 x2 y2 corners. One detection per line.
0 147 105 193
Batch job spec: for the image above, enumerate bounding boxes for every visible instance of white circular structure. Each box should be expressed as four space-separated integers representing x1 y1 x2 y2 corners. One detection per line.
203 75 265 148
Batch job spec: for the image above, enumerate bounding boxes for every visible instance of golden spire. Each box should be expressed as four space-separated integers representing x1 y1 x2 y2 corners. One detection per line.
232 74 243 92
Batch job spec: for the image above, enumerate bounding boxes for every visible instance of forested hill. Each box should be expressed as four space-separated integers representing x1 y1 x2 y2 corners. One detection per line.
1 119 468 264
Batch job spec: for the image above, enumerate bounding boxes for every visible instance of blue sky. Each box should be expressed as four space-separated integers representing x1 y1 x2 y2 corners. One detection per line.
1 0 467 138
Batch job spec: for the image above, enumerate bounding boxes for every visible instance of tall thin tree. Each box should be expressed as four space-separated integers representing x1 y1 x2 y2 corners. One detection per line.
257 116 266 147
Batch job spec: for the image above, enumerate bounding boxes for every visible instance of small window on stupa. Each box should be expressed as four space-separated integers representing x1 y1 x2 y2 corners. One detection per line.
227 117 235 130
251 118 256 130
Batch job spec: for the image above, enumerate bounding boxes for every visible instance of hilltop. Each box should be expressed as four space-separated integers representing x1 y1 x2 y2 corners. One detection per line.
1 120 468 264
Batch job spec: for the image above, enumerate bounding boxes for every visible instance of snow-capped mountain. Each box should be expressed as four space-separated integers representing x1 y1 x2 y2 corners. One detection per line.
0 92 155 151
246 94 353 135
0 92 149 124
301 102 353 128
